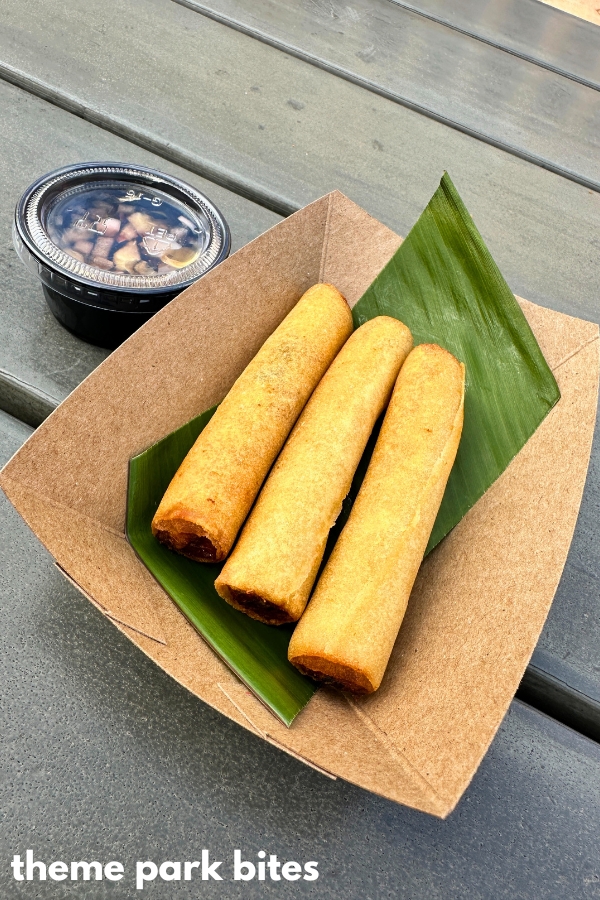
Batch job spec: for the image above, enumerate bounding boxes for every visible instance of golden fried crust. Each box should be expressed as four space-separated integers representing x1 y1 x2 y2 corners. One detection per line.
215 316 413 623
288 343 465 693
151 283 353 562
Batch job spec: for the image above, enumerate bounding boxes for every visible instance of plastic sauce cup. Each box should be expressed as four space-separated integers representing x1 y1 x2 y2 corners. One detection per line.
13 162 231 348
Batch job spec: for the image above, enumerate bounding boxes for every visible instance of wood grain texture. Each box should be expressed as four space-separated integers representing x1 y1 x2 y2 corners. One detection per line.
387 0 600 87
0 0 600 329
175 0 600 186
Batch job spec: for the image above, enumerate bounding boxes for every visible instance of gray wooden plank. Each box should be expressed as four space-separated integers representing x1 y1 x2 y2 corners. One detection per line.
1 0 599 330
0 79 280 420
389 0 600 89
2 417 600 899
172 0 600 190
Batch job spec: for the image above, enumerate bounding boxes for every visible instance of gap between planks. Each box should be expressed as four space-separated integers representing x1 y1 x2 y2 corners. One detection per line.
169 0 600 196
0 61 298 219
386 0 600 91
0 25 599 205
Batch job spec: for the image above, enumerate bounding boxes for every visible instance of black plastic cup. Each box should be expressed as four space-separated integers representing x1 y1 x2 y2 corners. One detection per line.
13 162 230 349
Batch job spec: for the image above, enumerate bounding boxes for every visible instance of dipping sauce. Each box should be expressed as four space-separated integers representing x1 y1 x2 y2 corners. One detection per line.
14 162 230 348
46 183 211 278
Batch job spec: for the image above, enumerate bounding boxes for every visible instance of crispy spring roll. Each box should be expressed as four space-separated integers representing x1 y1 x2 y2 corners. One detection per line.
215 316 413 624
151 283 353 562
288 343 465 693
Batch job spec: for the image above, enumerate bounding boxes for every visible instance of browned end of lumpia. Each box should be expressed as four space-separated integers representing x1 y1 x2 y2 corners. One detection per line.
290 656 374 694
220 587 296 625
152 521 219 562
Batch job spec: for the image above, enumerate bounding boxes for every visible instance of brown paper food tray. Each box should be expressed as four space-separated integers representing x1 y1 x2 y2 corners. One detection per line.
1 192 598 818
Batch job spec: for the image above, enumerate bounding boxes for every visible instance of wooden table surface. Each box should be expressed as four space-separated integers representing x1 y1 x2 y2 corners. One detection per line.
1 3 599 897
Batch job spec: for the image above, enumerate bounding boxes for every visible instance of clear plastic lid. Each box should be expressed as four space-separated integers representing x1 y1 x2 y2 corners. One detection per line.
17 163 229 293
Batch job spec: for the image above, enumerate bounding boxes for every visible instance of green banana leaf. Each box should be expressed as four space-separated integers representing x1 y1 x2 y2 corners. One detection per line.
127 406 316 727
127 172 560 725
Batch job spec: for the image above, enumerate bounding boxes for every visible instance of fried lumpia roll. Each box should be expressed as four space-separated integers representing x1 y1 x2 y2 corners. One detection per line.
215 316 413 624
151 283 353 562
288 343 465 693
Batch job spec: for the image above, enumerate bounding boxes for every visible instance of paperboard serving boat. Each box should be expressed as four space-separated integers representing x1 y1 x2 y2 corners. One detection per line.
1 187 598 818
